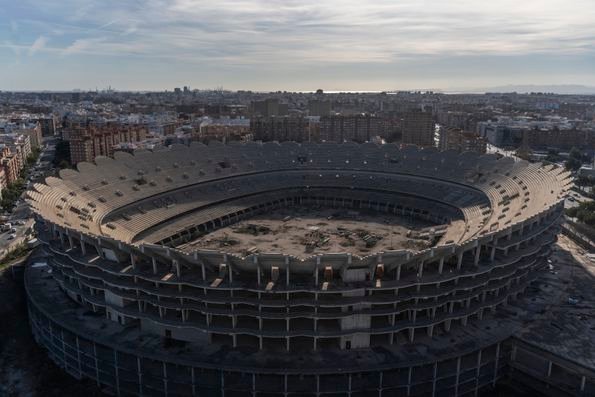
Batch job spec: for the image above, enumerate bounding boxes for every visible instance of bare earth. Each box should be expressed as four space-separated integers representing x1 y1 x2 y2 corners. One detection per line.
183 207 439 257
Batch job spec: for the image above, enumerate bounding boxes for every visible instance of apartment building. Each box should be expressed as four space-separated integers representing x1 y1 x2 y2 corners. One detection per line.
65 120 149 164
401 111 435 147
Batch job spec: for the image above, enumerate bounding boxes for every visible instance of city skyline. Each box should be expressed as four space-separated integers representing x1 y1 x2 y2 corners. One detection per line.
1 0 595 91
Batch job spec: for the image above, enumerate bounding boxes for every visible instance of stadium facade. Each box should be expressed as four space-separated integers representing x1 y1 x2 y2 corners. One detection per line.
25 142 572 396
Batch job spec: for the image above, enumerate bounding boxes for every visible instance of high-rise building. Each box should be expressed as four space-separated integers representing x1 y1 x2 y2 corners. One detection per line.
439 127 487 153
401 111 435 147
250 116 315 142
65 120 148 164
308 100 332 117
319 114 380 143
251 99 289 117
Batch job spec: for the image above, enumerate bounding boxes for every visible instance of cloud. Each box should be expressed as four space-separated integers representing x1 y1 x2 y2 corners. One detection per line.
28 35 48 56
4 0 595 89
63 37 106 55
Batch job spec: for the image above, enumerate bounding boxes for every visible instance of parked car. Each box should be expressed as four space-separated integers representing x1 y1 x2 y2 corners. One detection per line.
7 233 16 240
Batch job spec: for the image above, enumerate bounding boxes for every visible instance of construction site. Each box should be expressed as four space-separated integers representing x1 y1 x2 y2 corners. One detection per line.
185 207 442 257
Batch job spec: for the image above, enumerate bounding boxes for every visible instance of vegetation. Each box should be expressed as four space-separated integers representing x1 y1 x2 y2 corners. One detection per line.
0 243 31 270
566 201 595 227
545 149 562 163
53 139 72 169
564 147 592 172
0 147 42 212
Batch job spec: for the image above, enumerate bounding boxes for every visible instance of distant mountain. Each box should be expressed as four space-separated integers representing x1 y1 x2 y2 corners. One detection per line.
467 84 595 95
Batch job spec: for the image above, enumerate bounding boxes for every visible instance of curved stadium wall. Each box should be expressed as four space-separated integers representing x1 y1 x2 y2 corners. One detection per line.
25 142 571 396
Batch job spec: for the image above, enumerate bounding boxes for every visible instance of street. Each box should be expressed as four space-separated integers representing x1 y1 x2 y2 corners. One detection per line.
0 137 56 257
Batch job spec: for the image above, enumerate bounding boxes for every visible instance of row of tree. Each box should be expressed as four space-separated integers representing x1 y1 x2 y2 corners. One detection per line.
0 148 41 212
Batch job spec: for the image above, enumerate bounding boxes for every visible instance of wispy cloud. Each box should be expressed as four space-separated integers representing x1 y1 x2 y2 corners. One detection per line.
63 37 106 55
28 35 48 56
10 0 595 64
2 0 595 89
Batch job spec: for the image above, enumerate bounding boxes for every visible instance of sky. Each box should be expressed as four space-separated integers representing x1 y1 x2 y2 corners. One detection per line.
1 0 595 92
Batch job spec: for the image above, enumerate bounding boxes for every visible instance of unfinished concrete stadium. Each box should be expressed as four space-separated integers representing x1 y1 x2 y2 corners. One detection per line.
24 142 594 396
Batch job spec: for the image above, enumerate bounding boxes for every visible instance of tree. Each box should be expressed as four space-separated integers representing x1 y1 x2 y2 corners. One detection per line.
565 147 583 172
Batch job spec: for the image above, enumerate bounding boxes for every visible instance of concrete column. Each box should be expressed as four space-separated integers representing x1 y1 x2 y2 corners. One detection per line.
75 336 82 377
474 245 481 266
432 362 438 397
457 251 463 271
114 350 121 396
152 257 157 274
81 239 87 255
472 349 482 396
137 357 143 397
547 361 552 377
93 342 100 387
396 264 402 281
493 343 500 387
172 259 181 278
418 261 424 278
490 246 496 262
438 257 444 274
454 357 461 396
285 256 290 286
191 367 196 396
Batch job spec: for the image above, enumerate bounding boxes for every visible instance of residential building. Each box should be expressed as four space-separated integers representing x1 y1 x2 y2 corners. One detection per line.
439 127 487 153
65 120 149 164
401 111 435 147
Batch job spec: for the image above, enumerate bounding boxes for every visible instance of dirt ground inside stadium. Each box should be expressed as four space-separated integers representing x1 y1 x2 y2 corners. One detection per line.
183 207 442 257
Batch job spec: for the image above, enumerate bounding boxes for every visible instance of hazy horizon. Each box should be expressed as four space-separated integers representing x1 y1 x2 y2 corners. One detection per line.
2 0 595 91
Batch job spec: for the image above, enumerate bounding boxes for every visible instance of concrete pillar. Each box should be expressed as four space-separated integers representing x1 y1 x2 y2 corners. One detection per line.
490 246 496 262
114 350 121 396
474 245 481 266
174 260 180 278
256 257 261 286
285 256 290 286
396 264 402 281
137 357 143 396
438 257 444 274
418 261 424 278
75 336 82 377
93 342 100 387
191 367 196 396
474 350 482 397
493 343 500 386
454 357 461 396
432 362 438 397
457 251 463 271
152 257 157 274
547 361 552 377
